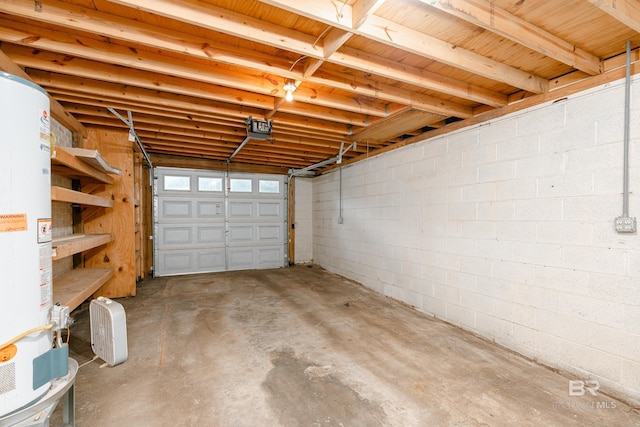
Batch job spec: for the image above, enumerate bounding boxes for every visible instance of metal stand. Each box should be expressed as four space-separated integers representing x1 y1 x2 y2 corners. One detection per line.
0 358 78 427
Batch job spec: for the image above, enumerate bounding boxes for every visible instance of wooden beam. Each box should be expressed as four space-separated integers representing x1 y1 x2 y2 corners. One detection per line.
0 20 389 118
109 0 506 106
258 0 548 93
422 0 601 75
0 48 85 135
586 0 640 33
0 0 297 79
360 14 548 93
352 0 387 29
5 45 372 127
0 0 476 118
149 153 288 174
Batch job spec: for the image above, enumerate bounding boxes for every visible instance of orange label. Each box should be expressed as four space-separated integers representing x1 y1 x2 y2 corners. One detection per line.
0 213 27 232
0 344 17 362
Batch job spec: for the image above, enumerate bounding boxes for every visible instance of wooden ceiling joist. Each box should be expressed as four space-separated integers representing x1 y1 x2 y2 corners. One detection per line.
421 0 602 75
0 0 634 171
0 48 85 135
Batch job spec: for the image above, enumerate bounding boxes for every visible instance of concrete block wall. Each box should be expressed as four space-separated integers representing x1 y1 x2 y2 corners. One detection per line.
313 77 640 404
293 177 313 263
50 118 74 278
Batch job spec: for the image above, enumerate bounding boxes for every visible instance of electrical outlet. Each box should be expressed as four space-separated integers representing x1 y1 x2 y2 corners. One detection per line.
615 216 637 233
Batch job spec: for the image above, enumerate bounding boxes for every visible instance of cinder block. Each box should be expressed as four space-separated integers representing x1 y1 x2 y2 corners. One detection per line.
476 313 513 340
536 310 590 344
460 255 492 276
478 119 518 145
448 202 477 221
537 172 594 198
495 177 538 200
434 283 459 303
447 166 478 186
515 152 565 178
588 273 640 306
446 270 478 292
476 276 513 301
561 342 623 383
492 259 533 284
446 236 478 257
478 160 516 183
566 143 621 175
497 134 540 161
562 245 626 275
594 167 623 195
514 199 563 221
566 84 623 123
495 221 537 243
477 201 515 221
422 138 448 159
562 195 620 221
517 102 566 136
493 300 535 327
539 123 597 154
624 250 640 278
477 239 514 262
446 303 477 329
448 220 495 240
512 283 559 311
621 360 640 403
458 289 494 313
513 242 563 267
588 323 639 360
596 113 626 145
462 182 496 202
559 293 625 329
422 295 447 319
462 143 497 166
536 222 592 246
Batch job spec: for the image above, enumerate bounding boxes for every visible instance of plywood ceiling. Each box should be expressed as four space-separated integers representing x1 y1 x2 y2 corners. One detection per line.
1 0 639 172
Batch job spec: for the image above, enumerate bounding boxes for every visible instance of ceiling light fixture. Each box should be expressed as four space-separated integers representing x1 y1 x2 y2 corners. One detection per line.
284 79 297 102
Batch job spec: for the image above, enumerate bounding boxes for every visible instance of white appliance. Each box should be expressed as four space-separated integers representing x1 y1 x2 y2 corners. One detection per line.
90 297 128 366
0 72 54 416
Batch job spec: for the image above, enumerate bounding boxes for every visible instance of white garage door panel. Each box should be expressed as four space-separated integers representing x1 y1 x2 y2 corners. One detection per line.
162 226 192 245
161 200 192 219
227 246 284 271
228 201 253 218
257 201 282 217
158 249 226 275
158 225 225 248
198 227 225 244
197 200 224 218
155 168 286 276
257 225 282 241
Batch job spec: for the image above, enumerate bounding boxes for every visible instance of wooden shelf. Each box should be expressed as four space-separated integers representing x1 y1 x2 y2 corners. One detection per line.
51 186 113 208
51 146 114 184
53 268 114 312
52 233 113 260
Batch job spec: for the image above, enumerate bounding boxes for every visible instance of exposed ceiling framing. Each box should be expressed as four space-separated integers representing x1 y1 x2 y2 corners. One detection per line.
1 0 639 172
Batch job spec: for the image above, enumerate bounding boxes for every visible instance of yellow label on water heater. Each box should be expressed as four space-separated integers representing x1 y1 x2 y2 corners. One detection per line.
0 213 28 232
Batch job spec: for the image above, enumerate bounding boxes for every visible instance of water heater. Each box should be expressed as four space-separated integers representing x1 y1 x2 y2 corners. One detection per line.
0 72 54 416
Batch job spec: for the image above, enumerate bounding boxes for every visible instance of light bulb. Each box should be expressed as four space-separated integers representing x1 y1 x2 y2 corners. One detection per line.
285 90 293 102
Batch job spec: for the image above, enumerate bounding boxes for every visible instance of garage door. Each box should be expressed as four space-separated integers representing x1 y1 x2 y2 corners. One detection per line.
154 167 287 276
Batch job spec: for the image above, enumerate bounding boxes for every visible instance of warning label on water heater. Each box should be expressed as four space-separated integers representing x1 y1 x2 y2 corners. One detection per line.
0 213 28 232
37 218 52 243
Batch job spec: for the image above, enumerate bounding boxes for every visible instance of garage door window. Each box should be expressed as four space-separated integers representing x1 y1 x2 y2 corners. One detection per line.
259 180 279 194
164 175 190 191
198 177 223 192
230 178 252 193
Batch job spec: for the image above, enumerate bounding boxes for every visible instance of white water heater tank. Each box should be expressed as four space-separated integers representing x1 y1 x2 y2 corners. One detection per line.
0 72 53 416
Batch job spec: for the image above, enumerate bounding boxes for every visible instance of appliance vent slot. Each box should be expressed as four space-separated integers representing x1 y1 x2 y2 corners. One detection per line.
90 297 128 366
0 363 16 395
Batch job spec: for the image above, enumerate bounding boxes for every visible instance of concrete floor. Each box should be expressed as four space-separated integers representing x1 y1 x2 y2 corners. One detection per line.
53 265 639 426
